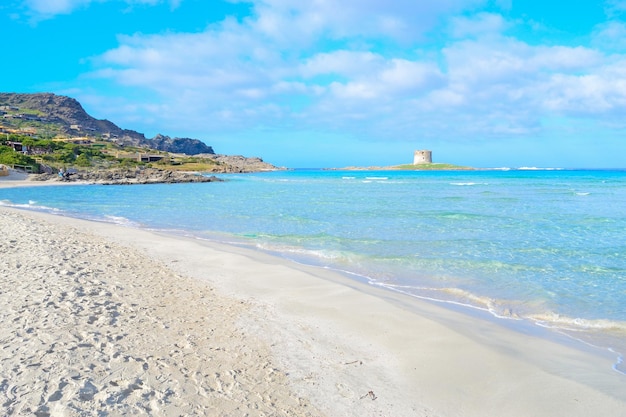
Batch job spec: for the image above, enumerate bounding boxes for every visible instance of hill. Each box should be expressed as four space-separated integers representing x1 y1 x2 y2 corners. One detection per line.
0 93 214 155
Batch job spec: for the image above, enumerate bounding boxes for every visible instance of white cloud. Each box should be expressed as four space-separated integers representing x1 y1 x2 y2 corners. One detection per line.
245 0 488 44
78 2 626 145
386 34 626 139
449 12 507 38
326 59 444 101
23 0 178 19
541 61 626 114
592 21 626 51
300 51 383 79
445 39 601 86
97 23 279 99
605 0 626 16
531 45 602 70
25 0 91 15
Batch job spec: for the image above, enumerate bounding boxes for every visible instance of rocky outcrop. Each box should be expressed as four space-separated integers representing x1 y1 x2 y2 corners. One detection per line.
150 134 214 155
112 134 215 156
199 154 283 172
31 168 223 185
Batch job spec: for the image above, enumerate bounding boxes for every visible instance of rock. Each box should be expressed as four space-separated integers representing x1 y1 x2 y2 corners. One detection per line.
30 168 224 185
199 154 283 173
150 134 214 155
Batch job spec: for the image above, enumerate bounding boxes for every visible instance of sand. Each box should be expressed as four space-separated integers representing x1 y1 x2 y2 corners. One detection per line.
1 200 626 415
0 169 66 189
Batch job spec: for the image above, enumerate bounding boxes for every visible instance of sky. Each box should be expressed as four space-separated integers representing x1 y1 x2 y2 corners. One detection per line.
2 1 626 168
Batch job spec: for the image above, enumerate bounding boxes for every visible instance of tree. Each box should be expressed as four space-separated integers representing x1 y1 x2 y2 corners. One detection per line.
55 149 76 163
74 153 91 167
0 146 37 166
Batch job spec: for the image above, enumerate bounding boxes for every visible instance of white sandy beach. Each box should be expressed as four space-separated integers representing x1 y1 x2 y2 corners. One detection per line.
1 175 626 416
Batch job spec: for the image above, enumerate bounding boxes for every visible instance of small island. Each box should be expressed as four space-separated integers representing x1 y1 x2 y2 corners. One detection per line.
333 150 473 171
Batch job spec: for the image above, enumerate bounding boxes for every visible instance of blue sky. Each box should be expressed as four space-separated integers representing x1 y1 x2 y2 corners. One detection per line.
2 0 626 168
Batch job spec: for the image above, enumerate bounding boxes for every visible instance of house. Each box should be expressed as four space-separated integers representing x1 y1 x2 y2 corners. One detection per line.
19 127 37 136
6 141 25 152
53 137 93 145
113 151 166 163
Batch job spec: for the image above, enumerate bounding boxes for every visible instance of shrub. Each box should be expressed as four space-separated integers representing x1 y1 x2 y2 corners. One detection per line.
75 153 91 167
0 148 37 166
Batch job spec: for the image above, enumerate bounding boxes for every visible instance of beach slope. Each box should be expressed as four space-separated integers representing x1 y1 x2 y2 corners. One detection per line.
1 207 625 416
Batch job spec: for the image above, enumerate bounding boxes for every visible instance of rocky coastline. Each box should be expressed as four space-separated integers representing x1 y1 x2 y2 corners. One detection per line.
31 168 223 185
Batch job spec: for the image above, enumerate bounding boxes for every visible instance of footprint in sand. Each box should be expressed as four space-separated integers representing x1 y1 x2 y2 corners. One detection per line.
78 380 98 401
47 381 68 402
335 383 354 399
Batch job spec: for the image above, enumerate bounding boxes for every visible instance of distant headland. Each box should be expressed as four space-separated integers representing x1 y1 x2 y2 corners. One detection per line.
0 92 283 178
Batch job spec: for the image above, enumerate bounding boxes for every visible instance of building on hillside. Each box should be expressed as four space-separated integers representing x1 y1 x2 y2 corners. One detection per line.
53 137 93 145
113 151 166 163
413 150 432 165
7 141 24 152
19 127 37 136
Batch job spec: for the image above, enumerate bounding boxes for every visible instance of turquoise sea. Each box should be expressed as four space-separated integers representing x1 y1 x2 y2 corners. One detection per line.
3 168 626 371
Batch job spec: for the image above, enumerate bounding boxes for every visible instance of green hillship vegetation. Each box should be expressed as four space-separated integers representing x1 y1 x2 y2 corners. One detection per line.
0 134 232 174
0 93 279 174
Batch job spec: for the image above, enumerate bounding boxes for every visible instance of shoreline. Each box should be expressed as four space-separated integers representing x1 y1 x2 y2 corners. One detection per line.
228 232 626 370
3 170 626 365
0 170 91 189
2 206 625 416
0 168 221 189
7 191 626 368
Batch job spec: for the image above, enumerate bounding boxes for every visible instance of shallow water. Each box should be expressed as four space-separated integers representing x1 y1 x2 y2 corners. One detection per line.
3 168 626 366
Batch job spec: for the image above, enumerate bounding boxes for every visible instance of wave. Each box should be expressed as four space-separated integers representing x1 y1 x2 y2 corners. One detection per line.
0 199 63 213
102 215 141 227
517 167 565 171
366 281 626 371
528 312 626 333
376 283 527 319
449 182 488 186
0 199 143 229
365 281 626 367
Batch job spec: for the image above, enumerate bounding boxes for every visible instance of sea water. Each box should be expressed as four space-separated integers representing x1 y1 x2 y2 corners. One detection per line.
3 169 626 369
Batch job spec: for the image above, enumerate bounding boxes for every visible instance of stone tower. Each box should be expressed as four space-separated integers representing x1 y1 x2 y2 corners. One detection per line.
413 150 432 165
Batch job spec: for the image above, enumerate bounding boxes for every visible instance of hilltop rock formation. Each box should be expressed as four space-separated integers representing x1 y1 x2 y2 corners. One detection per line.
149 134 215 155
